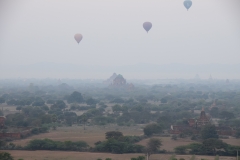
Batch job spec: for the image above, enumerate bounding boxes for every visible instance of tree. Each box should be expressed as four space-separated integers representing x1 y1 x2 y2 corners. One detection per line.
51 100 66 110
131 156 145 160
168 154 177 160
219 111 234 120
160 98 167 103
0 152 14 160
174 146 187 154
144 138 162 160
105 131 123 139
79 114 87 130
236 128 240 138
86 98 97 105
16 106 22 112
112 105 123 112
202 138 227 155
171 135 178 140
210 107 219 118
32 97 45 106
0 97 5 104
143 123 163 136
201 125 219 140
67 91 84 103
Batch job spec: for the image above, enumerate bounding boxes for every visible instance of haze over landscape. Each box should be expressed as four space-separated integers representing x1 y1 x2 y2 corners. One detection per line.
1 1 240 160
1 0 240 79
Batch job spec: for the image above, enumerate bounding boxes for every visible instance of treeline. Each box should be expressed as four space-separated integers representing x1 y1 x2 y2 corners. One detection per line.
94 131 145 154
0 139 88 151
26 139 88 151
175 138 240 156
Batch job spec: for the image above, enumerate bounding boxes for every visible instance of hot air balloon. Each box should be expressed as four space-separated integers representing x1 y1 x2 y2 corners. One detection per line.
74 34 83 44
143 22 152 33
183 0 192 11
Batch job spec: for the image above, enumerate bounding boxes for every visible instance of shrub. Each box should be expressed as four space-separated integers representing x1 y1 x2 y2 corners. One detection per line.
26 139 88 151
0 152 14 160
143 123 163 136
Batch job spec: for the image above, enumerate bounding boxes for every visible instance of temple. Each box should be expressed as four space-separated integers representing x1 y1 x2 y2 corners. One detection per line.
112 74 126 86
106 73 134 90
188 107 211 128
170 108 236 136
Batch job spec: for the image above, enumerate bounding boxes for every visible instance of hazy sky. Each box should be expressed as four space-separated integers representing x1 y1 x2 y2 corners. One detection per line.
0 0 240 65
0 0 240 79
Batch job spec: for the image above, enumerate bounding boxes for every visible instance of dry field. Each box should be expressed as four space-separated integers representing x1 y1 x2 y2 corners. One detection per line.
137 136 197 152
138 136 240 152
222 137 240 146
13 125 144 147
12 125 240 151
3 150 237 160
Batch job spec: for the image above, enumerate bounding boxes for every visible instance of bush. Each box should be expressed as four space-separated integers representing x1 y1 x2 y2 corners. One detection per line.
26 139 88 151
143 123 163 136
172 135 178 140
131 156 145 160
174 146 187 154
0 152 14 160
31 126 49 134
95 132 144 154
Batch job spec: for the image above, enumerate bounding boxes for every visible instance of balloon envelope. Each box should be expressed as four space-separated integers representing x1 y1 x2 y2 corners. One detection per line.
143 22 152 33
74 34 83 44
183 0 192 10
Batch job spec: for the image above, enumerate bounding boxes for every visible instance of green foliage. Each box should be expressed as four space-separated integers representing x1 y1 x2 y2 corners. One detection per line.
168 154 177 160
201 125 219 140
105 131 123 139
202 139 227 155
0 97 5 103
86 98 97 105
175 139 240 156
94 132 144 154
214 155 219 160
67 91 84 103
131 156 145 160
26 139 88 151
210 107 219 118
111 98 125 103
32 97 45 106
219 111 235 120
112 104 123 112
190 155 196 160
0 140 7 148
161 98 167 103
143 123 163 136
236 128 240 138
0 152 14 160
174 146 187 154
93 116 115 125
145 138 162 156
172 135 178 140
51 100 66 110
94 138 143 154
31 126 49 135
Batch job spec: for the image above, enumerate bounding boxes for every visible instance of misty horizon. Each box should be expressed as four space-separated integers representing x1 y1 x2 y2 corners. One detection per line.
1 0 240 79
